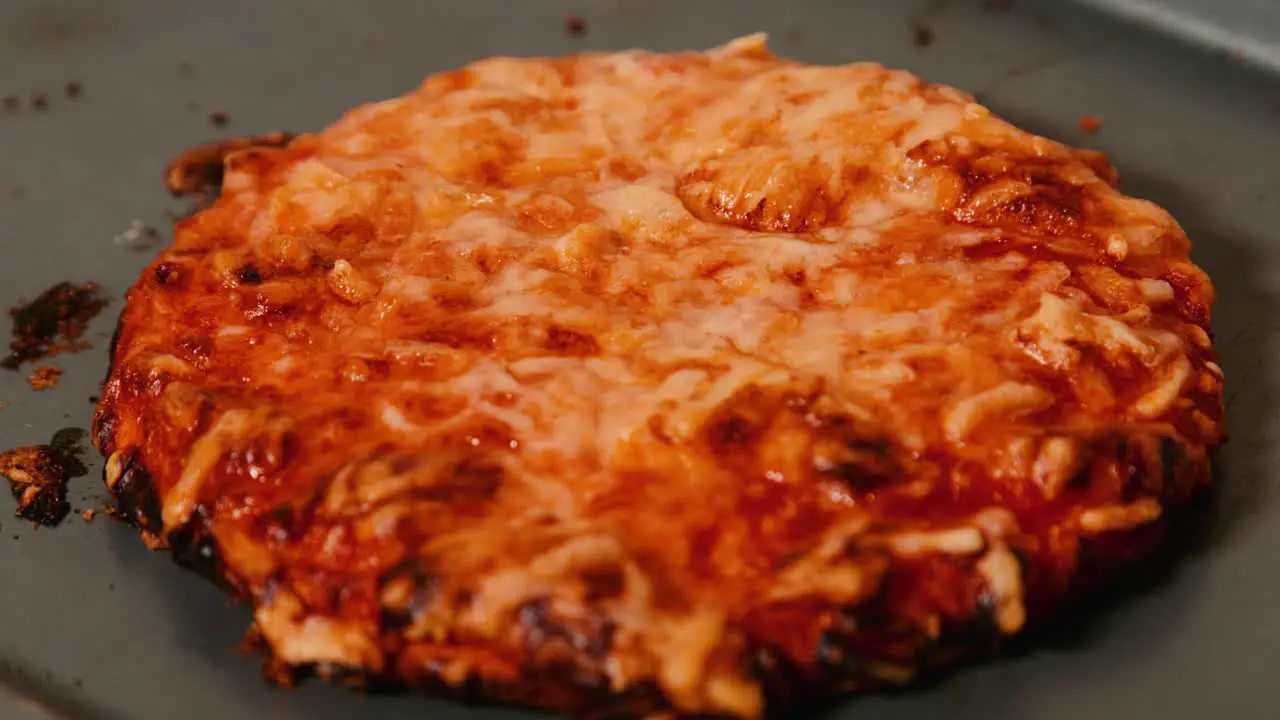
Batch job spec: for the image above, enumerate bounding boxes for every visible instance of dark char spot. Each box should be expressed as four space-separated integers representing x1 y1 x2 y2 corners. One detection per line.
517 597 613 660
580 565 625 602
154 262 184 286
168 514 229 590
415 456 504 502
237 265 263 285
110 451 163 533
378 558 440 631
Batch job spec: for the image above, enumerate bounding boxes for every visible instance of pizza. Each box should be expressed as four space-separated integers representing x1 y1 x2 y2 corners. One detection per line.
93 34 1223 718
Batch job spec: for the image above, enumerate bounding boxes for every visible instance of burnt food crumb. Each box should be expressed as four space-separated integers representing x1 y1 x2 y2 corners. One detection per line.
1 429 89 526
911 20 934 48
28 365 63 390
1078 114 1104 133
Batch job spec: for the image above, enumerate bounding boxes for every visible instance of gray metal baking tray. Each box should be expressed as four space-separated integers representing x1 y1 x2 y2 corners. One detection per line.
2 0 1278 718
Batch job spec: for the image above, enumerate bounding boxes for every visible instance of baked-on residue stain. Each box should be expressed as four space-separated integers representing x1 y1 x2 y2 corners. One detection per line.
1 427 90 526
2 281 109 370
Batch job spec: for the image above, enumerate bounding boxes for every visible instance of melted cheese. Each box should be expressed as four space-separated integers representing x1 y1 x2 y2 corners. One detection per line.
106 34 1223 718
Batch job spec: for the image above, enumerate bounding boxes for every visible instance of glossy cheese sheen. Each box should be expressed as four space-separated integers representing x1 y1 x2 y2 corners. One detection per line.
94 34 1223 718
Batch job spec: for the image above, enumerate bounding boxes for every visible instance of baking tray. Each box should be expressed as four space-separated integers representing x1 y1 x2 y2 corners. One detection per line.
2 1 1278 718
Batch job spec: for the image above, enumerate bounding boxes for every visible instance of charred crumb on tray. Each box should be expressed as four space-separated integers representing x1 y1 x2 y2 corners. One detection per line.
64 81 82 99
1 95 18 111
1 430 89 527
209 110 230 127
910 20 934 48
1078 114 1104 133
2 281 109 370
28 365 63 390
30 93 49 110
565 14 587 37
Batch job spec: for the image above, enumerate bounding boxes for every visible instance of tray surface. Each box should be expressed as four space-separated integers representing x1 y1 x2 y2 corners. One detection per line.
1 1 1278 718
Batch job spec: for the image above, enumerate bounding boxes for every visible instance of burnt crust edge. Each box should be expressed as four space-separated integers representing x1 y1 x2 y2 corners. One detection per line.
94 413 1215 718
97 435 684 717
